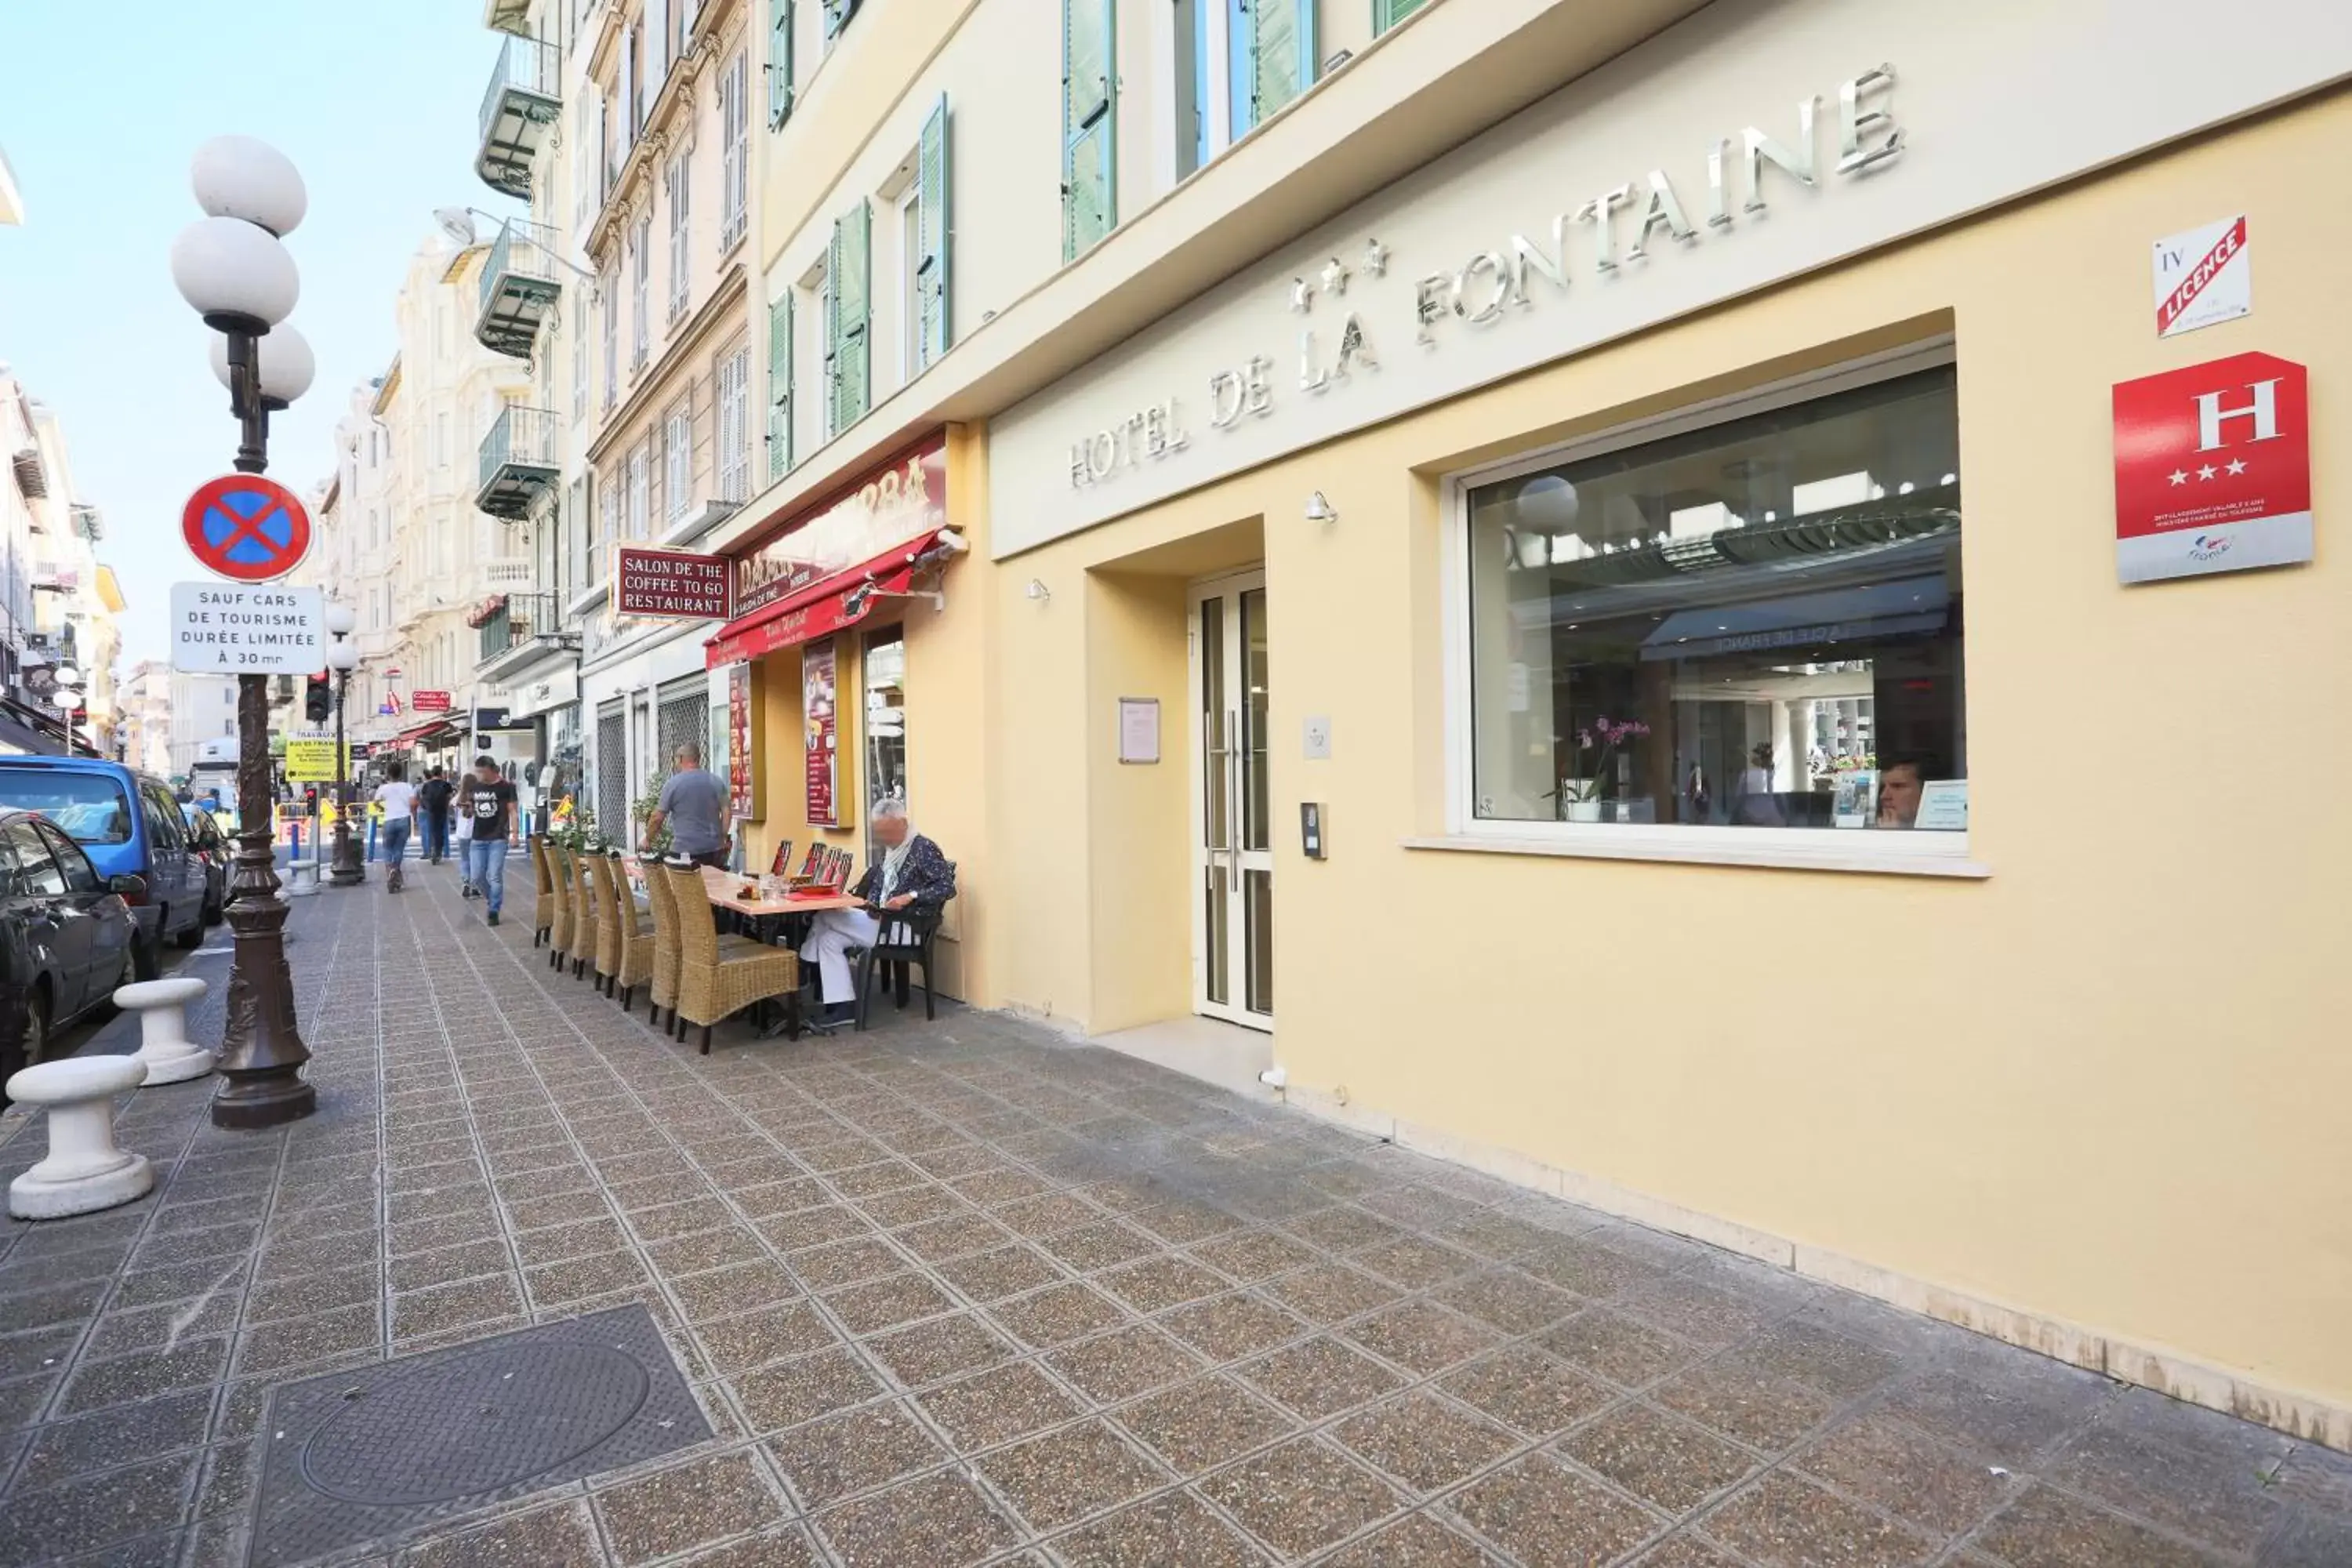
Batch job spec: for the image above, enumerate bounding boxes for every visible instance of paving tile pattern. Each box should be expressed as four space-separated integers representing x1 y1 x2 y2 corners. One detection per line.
0 863 2337 1565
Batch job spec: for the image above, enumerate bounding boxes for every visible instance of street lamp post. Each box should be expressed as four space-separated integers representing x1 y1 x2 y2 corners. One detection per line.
325 607 361 886
51 665 83 756
170 135 318 1131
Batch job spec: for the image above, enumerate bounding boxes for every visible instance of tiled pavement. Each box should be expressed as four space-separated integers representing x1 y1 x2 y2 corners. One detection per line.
0 863 2345 1567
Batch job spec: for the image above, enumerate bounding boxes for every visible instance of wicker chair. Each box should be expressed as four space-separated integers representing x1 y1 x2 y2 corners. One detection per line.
642 855 684 1036
528 837 557 949
665 864 798 1054
604 851 656 1012
568 845 601 982
543 844 575 970
588 853 626 996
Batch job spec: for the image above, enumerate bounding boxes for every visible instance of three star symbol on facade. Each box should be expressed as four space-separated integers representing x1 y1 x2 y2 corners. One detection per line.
1288 276 1315 314
2169 470 2189 485
1319 256 1350 296
2227 457 2249 475
2197 464 2219 481
1363 238 1388 276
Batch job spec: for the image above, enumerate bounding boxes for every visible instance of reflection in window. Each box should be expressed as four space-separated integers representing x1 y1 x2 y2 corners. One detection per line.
1468 366 1966 833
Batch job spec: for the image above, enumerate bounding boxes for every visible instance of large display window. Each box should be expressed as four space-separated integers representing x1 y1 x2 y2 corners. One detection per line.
1457 352 1970 858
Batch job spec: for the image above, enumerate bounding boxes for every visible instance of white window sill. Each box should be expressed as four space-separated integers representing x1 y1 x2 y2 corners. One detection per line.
1403 832 1990 880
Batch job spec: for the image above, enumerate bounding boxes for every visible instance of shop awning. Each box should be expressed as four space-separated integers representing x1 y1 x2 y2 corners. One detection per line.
391 718 462 747
706 531 942 668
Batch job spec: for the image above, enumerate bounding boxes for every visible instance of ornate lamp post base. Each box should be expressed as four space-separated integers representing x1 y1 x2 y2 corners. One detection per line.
209 666 314 1131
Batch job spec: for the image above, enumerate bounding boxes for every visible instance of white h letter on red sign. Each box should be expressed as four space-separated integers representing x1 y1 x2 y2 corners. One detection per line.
2196 379 2281 452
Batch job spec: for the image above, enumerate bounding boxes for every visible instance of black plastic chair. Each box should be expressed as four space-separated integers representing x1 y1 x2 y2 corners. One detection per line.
853 908 944 1029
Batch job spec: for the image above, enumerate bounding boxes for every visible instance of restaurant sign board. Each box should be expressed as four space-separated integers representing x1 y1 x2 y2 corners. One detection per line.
2113 350 2310 584
804 641 839 827
617 546 733 619
734 436 946 617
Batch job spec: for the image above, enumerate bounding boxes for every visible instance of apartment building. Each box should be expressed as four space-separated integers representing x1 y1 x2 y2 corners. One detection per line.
465 0 760 833
167 670 240 780
681 0 2352 1447
366 234 539 774
118 659 171 775
0 366 120 756
310 380 402 750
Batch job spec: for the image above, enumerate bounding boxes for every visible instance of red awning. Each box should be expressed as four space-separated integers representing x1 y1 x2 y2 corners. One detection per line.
706 531 941 668
391 718 460 747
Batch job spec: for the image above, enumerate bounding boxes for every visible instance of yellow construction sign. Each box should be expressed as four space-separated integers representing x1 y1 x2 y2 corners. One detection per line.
283 739 349 782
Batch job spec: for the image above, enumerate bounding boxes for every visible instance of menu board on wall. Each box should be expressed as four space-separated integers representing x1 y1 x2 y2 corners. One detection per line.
727 662 755 820
804 641 837 826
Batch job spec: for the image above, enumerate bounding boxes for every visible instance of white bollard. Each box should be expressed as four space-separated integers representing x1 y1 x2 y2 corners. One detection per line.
5 1057 152 1219
284 858 321 897
113 977 212 1086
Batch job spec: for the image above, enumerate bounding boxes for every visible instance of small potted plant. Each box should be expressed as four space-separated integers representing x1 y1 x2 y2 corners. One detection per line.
1547 717 1650 822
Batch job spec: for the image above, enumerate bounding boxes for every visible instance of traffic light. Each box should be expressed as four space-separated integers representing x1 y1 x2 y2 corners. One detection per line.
304 673 332 724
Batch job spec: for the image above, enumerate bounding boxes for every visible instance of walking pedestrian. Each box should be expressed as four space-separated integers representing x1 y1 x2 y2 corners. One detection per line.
643 742 732 869
463 756 521 927
372 763 417 893
454 770 477 897
418 766 454 864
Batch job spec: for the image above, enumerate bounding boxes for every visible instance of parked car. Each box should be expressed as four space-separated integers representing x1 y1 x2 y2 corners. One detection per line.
180 806 230 925
0 758 209 960
0 809 141 1083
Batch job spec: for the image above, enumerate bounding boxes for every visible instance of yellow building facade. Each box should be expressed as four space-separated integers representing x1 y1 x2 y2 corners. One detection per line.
721 0 2352 1443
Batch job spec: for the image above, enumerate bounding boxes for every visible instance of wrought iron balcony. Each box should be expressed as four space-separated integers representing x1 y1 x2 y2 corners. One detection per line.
476 219 562 359
476 591 580 679
475 35 561 198
475 405 558 521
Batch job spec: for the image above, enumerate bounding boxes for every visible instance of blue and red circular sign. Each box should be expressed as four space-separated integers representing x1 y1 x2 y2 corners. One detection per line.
181 474 312 583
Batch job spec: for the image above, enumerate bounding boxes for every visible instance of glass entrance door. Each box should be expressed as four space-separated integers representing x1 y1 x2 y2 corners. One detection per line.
1189 572 1272 1029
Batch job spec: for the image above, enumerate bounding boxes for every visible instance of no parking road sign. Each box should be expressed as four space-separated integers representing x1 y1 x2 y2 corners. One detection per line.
182 473 312 583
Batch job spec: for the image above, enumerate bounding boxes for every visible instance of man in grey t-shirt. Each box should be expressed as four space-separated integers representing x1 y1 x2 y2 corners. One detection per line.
645 742 731 867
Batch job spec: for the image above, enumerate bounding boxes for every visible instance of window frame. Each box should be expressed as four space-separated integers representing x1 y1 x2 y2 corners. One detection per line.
662 397 693 524
1437 337 1981 876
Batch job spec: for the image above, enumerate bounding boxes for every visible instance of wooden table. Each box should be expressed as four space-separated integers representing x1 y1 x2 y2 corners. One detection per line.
622 858 862 912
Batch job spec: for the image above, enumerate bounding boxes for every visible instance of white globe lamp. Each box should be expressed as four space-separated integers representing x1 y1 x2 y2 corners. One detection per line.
209 323 314 408
171 216 299 336
190 136 307 238
325 641 359 673
322 602 358 639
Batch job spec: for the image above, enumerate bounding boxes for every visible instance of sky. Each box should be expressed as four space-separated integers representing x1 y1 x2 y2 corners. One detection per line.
0 0 524 668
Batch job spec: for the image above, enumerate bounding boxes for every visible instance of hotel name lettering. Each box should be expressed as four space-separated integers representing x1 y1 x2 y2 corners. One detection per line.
1068 65 1904 490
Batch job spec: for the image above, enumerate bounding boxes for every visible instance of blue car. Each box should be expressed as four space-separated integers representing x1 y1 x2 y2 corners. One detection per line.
0 758 210 960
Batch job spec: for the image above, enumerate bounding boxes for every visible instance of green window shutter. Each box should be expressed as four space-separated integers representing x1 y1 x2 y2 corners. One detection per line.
768 0 794 128
1373 0 1425 35
766 293 793 481
1247 0 1315 129
822 0 859 39
828 201 869 434
1060 0 1116 262
916 96 950 368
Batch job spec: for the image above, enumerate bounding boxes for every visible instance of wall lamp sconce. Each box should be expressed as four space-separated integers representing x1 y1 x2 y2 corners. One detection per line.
1025 579 1051 604
1305 491 1338 524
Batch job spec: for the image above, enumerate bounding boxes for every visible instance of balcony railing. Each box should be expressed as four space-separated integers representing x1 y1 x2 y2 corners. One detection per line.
475 35 561 198
475 218 562 359
475 587 572 662
475 405 559 521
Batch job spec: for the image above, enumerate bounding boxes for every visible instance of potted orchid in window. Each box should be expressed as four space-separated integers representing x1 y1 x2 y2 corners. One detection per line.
1547 716 1650 822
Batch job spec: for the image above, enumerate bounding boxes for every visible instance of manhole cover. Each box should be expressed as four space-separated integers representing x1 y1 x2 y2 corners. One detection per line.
302 1341 651 1504
249 1305 707 1567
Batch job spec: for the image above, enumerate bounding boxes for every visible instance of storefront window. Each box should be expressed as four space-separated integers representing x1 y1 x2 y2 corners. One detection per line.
862 628 906 866
1466 364 1965 835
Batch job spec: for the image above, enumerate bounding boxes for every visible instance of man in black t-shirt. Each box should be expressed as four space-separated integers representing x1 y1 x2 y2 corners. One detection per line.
417 767 456 864
463 756 521 926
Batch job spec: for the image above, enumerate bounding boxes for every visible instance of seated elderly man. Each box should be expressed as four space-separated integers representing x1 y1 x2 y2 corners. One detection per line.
801 800 956 1027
